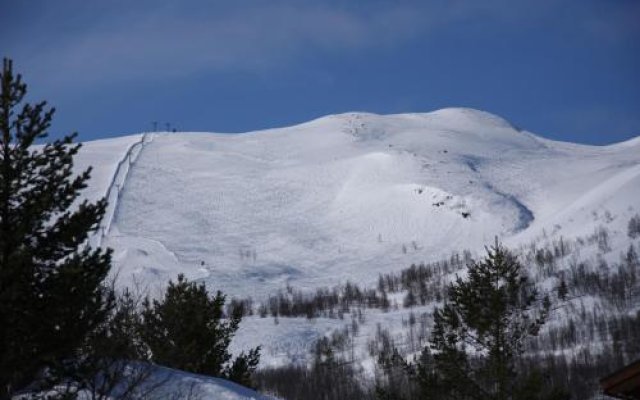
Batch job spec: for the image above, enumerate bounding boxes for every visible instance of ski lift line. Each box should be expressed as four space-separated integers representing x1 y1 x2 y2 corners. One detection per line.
91 132 154 248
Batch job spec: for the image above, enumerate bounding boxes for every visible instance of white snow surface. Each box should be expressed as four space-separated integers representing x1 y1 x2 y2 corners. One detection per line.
75 108 640 296
135 365 274 400
21 366 274 400
75 107 640 369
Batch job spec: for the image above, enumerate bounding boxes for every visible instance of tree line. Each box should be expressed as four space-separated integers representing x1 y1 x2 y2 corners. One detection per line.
229 222 639 322
257 239 640 400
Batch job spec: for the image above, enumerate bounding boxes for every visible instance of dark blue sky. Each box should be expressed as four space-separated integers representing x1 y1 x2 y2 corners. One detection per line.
1 0 638 144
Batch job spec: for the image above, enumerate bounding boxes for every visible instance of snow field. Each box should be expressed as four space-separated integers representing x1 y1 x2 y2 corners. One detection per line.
73 108 639 374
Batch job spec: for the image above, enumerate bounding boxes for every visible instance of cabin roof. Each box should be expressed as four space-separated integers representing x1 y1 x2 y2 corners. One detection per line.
601 360 640 399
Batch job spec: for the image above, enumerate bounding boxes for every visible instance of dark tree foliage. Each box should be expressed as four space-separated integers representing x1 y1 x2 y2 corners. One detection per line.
0 59 113 399
424 241 559 400
225 347 261 389
629 214 640 239
256 335 374 400
557 279 568 301
140 274 260 386
71 289 154 400
256 363 374 400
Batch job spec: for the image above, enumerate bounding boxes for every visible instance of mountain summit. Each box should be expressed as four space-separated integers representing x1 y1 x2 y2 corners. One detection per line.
73 109 640 298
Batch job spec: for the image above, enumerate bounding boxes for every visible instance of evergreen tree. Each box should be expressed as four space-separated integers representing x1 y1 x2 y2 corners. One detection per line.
71 289 153 400
557 279 568 302
628 214 640 239
425 241 559 400
0 59 112 398
140 274 260 386
626 244 639 270
225 347 261 389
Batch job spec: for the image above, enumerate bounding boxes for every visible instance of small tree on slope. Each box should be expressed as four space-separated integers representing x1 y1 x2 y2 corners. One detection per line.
140 274 261 387
421 241 562 400
0 59 112 398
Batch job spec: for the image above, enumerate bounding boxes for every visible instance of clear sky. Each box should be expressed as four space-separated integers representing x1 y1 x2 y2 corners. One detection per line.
1 0 638 145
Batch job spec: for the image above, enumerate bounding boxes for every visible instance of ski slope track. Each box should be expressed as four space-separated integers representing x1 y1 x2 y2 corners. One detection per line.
72 108 639 299
86 133 154 248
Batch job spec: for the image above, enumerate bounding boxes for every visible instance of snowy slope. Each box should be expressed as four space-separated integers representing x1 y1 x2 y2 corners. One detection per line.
72 108 639 299
71 107 640 374
73 134 145 205
135 366 274 400
26 366 274 400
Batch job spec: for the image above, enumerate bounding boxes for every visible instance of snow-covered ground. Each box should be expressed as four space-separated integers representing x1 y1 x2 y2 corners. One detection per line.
25 366 274 400
133 366 274 400
75 107 640 372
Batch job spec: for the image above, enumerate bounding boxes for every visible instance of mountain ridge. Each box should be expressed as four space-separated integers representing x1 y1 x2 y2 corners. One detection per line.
69 108 639 302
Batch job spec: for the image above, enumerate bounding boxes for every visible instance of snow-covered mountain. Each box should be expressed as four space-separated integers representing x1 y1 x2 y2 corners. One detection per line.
73 108 639 381
74 107 639 298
